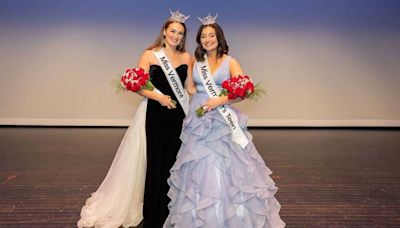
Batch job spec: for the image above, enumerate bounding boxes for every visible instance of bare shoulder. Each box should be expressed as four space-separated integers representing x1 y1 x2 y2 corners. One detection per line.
228 56 244 76
180 51 192 64
141 49 154 59
140 49 159 64
138 49 157 69
229 56 241 67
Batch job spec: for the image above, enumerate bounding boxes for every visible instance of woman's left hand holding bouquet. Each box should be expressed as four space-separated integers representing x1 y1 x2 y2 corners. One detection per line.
156 94 176 109
201 96 229 112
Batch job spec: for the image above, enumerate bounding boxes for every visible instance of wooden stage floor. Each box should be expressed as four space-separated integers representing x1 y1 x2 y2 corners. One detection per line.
0 127 399 227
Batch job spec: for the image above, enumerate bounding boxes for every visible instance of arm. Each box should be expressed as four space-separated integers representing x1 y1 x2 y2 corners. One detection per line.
136 50 176 109
203 57 244 110
185 55 197 95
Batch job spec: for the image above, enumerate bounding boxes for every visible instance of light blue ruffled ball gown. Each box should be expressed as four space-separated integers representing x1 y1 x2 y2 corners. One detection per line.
163 56 285 228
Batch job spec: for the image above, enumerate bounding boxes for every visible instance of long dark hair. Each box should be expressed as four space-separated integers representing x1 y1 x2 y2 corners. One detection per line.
147 20 187 52
194 23 229 61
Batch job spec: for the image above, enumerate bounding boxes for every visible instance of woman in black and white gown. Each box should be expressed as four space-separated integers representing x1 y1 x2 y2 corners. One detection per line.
77 10 195 228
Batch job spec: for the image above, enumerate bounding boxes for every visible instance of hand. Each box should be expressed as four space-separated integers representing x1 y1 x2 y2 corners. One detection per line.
202 96 228 111
158 94 176 109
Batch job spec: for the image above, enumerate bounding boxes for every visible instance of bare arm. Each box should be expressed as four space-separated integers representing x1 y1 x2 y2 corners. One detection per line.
185 55 197 95
229 57 244 77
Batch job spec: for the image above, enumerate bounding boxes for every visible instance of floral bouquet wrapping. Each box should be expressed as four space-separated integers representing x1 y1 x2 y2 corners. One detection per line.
196 75 265 117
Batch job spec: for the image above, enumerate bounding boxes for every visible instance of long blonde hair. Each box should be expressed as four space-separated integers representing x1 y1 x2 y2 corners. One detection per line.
147 20 187 52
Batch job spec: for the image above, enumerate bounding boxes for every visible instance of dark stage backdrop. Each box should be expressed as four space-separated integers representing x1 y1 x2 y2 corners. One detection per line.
1 0 400 126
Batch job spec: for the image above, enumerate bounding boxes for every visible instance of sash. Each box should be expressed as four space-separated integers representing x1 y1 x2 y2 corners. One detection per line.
153 49 189 115
196 55 249 149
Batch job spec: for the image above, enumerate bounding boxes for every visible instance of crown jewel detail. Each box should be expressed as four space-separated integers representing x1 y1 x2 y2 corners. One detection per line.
198 14 218 25
169 9 190 23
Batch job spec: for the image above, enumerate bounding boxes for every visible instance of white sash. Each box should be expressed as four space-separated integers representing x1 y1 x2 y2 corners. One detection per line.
153 49 189 116
196 55 249 149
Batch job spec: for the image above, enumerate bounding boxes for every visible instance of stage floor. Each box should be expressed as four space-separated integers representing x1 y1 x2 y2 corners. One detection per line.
0 127 399 227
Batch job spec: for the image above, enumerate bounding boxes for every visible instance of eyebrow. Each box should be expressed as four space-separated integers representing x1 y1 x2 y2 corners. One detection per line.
201 33 216 36
170 28 183 32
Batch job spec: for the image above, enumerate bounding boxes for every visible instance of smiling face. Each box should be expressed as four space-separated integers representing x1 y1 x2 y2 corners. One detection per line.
163 22 185 49
194 23 229 61
200 26 218 53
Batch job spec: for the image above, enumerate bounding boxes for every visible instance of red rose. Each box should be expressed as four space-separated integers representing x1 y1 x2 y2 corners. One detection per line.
228 93 237 100
222 80 229 89
126 82 133 91
245 82 254 91
235 87 246 97
136 68 145 76
132 83 140 91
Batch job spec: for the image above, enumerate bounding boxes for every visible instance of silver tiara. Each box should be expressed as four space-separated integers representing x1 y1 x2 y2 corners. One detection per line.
198 14 218 25
169 9 190 23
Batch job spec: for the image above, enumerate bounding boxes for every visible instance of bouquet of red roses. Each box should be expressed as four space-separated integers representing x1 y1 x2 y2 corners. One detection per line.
116 67 177 105
220 75 256 99
196 75 265 117
118 67 154 92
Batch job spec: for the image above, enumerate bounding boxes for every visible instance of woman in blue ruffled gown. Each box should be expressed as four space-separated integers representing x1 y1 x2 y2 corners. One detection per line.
163 18 285 227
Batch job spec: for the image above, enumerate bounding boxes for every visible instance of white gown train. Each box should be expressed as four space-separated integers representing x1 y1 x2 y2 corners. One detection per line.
78 99 147 228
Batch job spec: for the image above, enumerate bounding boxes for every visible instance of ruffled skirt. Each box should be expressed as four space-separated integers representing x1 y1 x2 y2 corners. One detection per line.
164 93 285 228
